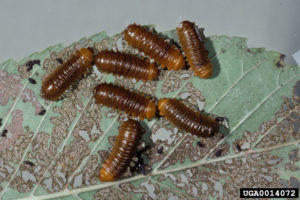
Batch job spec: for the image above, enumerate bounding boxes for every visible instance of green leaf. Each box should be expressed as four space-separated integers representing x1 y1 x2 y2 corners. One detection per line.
0 28 299 200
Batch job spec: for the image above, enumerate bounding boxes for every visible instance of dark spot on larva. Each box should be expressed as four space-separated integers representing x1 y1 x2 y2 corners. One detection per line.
197 141 204 148
24 161 34 167
56 58 63 64
236 144 241 152
0 118 2 127
215 149 222 157
38 109 46 116
26 65 33 72
215 117 225 122
157 146 164 154
221 48 226 53
1 129 8 137
25 60 40 67
247 48 252 53
28 78 36 84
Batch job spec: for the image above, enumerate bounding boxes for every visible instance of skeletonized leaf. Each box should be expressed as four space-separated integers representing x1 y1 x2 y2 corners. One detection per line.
0 28 299 200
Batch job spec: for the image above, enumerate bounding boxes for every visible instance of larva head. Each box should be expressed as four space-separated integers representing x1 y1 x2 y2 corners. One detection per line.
191 61 213 79
158 98 169 116
124 24 139 42
148 63 159 80
168 52 186 71
99 164 115 182
79 48 94 64
145 100 156 120
93 83 108 103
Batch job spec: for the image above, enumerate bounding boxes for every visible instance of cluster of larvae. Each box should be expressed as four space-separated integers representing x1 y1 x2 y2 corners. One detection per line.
41 21 221 182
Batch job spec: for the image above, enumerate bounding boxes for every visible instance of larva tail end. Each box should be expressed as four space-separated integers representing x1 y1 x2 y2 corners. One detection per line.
178 20 194 28
40 91 59 101
79 48 94 64
99 167 115 182
145 101 156 120
191 62 213 79
148 64 159 80
41 82 60 101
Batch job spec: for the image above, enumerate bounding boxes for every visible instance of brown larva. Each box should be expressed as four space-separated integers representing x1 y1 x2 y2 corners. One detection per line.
94 50 158 81
99 119 143 182
158 98 218 137
41 48 94 101
124 23 185 71
93 83 156 120
177 20 213 78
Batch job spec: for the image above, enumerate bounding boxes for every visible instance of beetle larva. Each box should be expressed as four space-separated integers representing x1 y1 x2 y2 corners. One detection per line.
94 50 158 81
158 98 218 137
124 23 185 71
177 20 213 78
93 83 156 120
41 48 94 101
99 119 143 182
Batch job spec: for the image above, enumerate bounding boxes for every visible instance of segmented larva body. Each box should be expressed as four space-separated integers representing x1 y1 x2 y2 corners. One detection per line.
41 48 94 100
94 83 156 120
124 24 185 71
94 50 158 81
158 98 218 137
177 21 213 78
99 119 143 182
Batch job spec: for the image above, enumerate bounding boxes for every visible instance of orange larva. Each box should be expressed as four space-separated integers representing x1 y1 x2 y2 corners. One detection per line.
93 83 156 120
94 50 158 81
41 48 94 101
99 119 143 182
124 23 185 71
158 98 218 137
177 20 213 78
